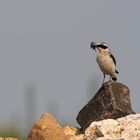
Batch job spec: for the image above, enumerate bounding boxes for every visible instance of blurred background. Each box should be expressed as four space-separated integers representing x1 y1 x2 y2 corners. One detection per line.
0 0 140 139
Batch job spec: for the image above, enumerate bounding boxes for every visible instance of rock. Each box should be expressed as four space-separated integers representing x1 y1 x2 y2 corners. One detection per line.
76 81 135 130
0 138 18 140
68 134 84 140
63 126 84 140
63 126 78 136
84 114 140 140
27 112 140 140
27 113 68 140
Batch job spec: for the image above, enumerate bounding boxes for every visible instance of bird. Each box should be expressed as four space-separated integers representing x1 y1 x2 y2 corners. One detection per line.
90 42 119 84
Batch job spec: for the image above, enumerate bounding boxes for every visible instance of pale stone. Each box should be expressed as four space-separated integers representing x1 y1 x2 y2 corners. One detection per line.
63 126 78 136
84 114 140 140
69 134 84 140
63 126 84 140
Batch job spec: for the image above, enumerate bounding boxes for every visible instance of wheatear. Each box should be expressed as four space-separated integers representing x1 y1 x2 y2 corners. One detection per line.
90 42 119 84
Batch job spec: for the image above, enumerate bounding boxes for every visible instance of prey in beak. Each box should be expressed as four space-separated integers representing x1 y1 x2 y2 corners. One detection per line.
90 42 97 52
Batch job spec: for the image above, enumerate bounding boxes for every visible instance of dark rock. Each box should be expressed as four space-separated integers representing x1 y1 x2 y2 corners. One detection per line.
76 81 135 130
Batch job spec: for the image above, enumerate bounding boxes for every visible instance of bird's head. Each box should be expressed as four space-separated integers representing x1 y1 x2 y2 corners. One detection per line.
90 42 109 53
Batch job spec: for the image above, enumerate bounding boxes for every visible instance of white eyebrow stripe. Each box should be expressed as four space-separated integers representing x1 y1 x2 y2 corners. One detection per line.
97 42 108 47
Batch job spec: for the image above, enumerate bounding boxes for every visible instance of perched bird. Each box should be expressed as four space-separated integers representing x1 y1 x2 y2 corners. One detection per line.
90 42 119 84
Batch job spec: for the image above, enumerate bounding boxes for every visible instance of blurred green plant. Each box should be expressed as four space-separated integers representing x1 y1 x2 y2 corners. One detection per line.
0 129 26 140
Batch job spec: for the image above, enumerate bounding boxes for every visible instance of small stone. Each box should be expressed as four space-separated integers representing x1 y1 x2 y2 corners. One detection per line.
63 126 84 140
69 134 84 140
63 126 78 136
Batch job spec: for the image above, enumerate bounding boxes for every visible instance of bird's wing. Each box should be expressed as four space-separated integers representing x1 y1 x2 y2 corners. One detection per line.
110 54 116 65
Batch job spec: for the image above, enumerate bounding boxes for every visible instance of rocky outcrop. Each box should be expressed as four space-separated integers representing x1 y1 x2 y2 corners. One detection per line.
84 114 140 140
27 81 138 140
76 81 135 130
27 113 68 140
28 113 140 140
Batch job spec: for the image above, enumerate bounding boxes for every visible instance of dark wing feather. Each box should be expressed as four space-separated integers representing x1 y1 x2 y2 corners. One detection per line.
110 54 116 65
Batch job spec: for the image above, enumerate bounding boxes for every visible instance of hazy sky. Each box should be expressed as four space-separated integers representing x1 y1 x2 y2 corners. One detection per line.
0 0 140 133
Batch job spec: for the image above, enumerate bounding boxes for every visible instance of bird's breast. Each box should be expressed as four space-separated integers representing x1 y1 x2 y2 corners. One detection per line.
96 54 116 75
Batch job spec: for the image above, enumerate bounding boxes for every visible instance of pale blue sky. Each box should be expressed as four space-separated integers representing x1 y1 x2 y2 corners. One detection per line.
0 0 140 133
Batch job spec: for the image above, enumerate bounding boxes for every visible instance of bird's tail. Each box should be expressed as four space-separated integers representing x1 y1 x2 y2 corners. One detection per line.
112 70 118 81
112 77 117 81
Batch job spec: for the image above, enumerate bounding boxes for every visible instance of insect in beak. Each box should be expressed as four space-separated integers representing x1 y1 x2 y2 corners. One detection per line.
90 42 97 52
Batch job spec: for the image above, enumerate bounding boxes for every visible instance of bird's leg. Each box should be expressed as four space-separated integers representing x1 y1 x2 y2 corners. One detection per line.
109 76 112 81
102 74 105 85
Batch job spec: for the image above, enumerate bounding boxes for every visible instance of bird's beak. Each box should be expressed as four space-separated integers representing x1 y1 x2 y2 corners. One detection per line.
90 42 97 52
